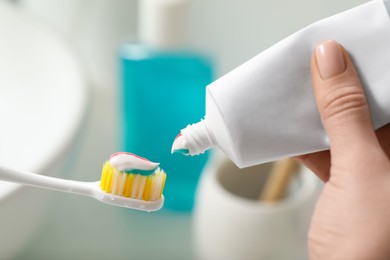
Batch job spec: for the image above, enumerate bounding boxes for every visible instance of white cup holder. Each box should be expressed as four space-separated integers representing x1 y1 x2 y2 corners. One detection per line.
193 154 321 260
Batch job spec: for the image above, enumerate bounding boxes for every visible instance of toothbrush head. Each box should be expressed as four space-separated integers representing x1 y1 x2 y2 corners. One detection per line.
98 152 166 211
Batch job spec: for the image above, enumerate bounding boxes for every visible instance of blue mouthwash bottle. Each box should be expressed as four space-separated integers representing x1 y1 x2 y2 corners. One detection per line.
119 0 213 211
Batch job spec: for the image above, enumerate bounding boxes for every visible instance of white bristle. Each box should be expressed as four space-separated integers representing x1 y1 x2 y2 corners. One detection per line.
155 169 165 200
150 175 157 200
111 169 120 195
137 176 147 199
151 174 160 201
157 175 163 200
131 175 141 198
118 172 127 195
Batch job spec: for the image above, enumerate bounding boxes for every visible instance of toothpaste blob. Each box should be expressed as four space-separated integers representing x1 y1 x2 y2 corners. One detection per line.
171 133 190 155
109 152 159 175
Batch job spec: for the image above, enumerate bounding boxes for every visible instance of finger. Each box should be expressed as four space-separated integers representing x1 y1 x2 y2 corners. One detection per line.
294 150 331 182
312 40 380 160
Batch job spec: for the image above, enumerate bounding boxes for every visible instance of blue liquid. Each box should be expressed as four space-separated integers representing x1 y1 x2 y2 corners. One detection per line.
120 44 213 211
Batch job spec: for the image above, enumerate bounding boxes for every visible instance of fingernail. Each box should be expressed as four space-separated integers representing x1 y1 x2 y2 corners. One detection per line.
315 40 346 80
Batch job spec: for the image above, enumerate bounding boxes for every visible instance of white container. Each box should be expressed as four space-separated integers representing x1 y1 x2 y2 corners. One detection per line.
193 153 320 260
0 2 87 259
177 0 390 167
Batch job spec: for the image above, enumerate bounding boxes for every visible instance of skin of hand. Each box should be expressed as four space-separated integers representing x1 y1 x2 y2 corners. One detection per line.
295 40 390 259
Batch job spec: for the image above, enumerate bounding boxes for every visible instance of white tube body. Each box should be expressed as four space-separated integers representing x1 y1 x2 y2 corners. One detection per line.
182 0 390 168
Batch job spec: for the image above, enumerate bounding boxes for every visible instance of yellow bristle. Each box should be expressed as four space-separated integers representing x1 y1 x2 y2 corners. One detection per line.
100 161 111 189
100 161 115 193
160 172 167 198
123 174 135 197
143 175 153 201
150 175 157 200
105 169 114 193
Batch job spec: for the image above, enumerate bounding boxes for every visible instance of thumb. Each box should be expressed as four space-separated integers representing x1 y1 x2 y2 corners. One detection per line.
312 40 379 160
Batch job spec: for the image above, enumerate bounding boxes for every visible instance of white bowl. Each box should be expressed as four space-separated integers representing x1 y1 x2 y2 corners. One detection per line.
0 2 88 259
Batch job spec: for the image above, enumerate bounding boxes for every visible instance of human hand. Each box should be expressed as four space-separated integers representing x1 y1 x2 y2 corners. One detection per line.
296 40 390 259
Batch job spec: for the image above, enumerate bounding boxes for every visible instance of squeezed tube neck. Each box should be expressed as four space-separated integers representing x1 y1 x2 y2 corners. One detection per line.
181 119 214 155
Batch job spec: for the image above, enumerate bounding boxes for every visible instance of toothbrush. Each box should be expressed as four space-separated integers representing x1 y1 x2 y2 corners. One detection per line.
0 152 166 212
260 158 300 202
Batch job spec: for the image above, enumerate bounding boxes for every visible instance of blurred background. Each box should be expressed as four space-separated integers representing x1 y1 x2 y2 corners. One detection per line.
0 0 367 259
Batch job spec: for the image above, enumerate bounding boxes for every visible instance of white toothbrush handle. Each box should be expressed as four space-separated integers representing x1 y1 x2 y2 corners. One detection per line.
0 166 93 196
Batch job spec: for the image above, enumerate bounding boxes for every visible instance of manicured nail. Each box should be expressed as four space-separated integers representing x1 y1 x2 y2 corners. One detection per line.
315 40 346 80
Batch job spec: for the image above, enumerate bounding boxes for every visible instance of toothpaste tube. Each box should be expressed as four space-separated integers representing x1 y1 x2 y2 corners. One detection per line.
172 0 390 168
